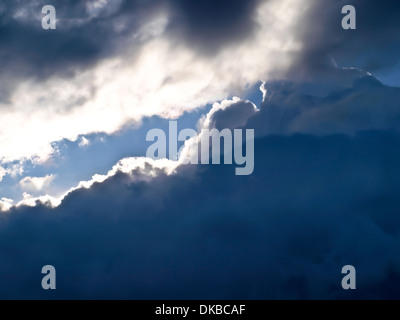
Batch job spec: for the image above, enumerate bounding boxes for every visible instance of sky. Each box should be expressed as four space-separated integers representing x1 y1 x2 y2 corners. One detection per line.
1 0 400 299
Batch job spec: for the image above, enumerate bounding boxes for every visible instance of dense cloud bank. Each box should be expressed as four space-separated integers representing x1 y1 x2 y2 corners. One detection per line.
249 76 400 136
2 75 400 299
4 0 400 81
1 133 400 299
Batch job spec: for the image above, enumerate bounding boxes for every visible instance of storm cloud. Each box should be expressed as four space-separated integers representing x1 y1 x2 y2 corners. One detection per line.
2 73 400 299
1 0 400 300
291 0 400 79
247 75 400 136
0 0 262 88
1 131 400 299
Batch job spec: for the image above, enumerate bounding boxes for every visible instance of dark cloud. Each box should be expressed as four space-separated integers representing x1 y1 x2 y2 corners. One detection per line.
291 0 400 79
2 80 400 298
246 74 400 136
1 0 399 96
167 0 261 54
1 132 400 299
0 0 157 81
1 0 400 300
0 0 264 100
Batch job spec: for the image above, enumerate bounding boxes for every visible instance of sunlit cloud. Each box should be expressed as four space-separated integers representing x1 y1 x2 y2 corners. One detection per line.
0 0 306 170
19 174 56 193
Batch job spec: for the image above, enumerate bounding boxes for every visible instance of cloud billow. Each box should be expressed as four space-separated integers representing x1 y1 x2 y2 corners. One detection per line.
1 0 400 300
2 79 400 298
247 75 400 136
0 0 303 163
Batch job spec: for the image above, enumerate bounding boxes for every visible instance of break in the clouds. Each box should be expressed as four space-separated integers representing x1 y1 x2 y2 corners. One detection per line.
0 0 303 164
1 0 398 165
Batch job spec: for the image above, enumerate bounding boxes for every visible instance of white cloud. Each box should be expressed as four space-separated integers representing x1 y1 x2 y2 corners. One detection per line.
0 0 307 167
0 168 7 182
5 96 256 211
78 136 90 147
0 162 24 182
74 157 178 190
200 97 258 130
0 198 14 212
179 97 258 165
19 174 56 193
2 157 178 211
16 192 61 209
